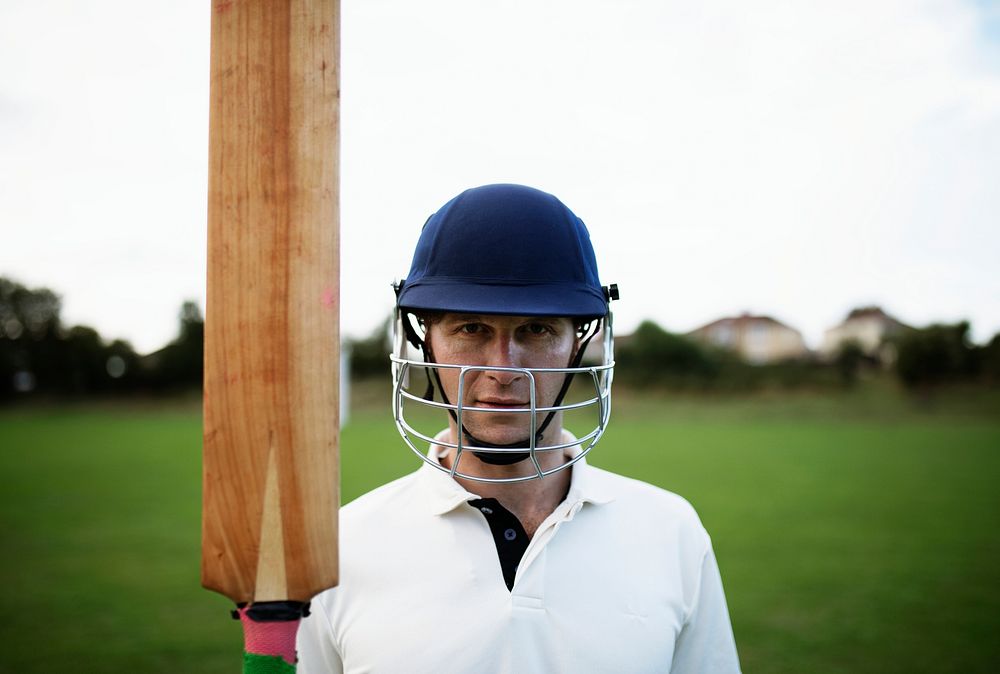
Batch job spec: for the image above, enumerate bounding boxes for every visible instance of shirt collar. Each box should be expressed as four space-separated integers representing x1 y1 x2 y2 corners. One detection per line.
417 429 615 516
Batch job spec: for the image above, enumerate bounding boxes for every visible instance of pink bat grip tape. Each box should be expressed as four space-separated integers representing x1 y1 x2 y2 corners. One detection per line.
237 606 300 665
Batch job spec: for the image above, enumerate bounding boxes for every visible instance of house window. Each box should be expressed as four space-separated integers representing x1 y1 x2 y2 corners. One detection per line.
714 325 734 346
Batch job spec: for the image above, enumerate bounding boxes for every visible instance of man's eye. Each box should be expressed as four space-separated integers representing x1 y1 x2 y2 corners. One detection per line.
460 324 482 334
526 323 549 335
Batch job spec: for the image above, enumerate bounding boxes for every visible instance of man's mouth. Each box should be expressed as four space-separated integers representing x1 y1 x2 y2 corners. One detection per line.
472 398 529 409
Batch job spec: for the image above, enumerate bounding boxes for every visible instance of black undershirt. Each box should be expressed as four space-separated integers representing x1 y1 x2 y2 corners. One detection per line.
468 498 529 591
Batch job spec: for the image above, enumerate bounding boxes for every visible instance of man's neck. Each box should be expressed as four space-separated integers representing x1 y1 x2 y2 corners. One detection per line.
440 425 572 538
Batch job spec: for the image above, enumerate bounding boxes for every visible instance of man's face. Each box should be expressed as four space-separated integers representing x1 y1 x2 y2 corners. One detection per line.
425 313 578 447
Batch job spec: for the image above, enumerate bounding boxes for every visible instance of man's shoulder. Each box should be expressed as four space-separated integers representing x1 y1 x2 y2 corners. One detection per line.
332 470 433 565
582 464 707 536
341 470 423 522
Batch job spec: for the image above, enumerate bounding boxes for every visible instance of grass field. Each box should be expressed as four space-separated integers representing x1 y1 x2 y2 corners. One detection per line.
1 383 998 673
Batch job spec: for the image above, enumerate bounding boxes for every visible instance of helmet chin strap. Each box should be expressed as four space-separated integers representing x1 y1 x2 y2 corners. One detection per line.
414 315 600 467
461 430 535 465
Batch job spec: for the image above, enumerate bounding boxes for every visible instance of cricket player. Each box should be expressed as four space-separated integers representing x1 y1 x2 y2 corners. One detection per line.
297 184 741 673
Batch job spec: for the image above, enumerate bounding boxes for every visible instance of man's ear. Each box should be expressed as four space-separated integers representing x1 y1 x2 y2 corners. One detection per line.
423 321 442 364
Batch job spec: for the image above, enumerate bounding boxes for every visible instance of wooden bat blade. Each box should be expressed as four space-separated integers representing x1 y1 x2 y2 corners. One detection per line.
201 0 340 605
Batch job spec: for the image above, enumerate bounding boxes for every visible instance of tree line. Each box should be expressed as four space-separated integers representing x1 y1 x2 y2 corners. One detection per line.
0 277 202 400
3 275 998 400
613 319 1000 391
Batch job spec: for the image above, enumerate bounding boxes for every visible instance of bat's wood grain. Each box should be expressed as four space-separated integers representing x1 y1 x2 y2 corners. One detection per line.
202 0 340 605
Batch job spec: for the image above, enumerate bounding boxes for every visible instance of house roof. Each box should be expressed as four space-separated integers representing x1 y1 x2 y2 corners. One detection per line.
841 306 911 330
688 312 799 335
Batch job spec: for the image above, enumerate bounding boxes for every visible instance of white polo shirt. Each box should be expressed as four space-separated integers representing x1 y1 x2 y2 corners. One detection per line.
298 439 740 673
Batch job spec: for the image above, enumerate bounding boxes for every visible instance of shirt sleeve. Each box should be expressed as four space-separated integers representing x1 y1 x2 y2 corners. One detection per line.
670 543 741 673
296 597 344 674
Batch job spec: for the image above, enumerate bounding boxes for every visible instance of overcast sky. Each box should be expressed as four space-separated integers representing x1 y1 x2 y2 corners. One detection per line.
2 0 999 354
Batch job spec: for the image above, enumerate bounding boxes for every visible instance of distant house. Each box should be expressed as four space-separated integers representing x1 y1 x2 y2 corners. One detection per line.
687 313 809 364
819 306 910 363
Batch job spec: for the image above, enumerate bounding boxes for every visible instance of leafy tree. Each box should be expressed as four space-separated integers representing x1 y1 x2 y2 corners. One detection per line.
62 325 107 393
0 276 61 340
894 321 977 388
146 301 204 390
347 318 392 380
616 320 719 388
979 332 1000 385
834 340 866 387
0 277 64 397
104 339 141 390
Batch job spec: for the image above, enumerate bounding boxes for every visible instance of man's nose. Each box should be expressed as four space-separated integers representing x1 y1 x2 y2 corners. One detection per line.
485 335 524 386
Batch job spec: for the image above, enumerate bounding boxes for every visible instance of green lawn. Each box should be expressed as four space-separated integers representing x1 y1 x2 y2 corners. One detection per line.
1 384 998 673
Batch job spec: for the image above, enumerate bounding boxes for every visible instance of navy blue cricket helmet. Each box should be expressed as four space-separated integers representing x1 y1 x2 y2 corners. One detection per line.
389 184 619 484
395 184 609 319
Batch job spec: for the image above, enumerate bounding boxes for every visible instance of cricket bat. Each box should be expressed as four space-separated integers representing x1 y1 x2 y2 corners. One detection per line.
201 0 340 652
